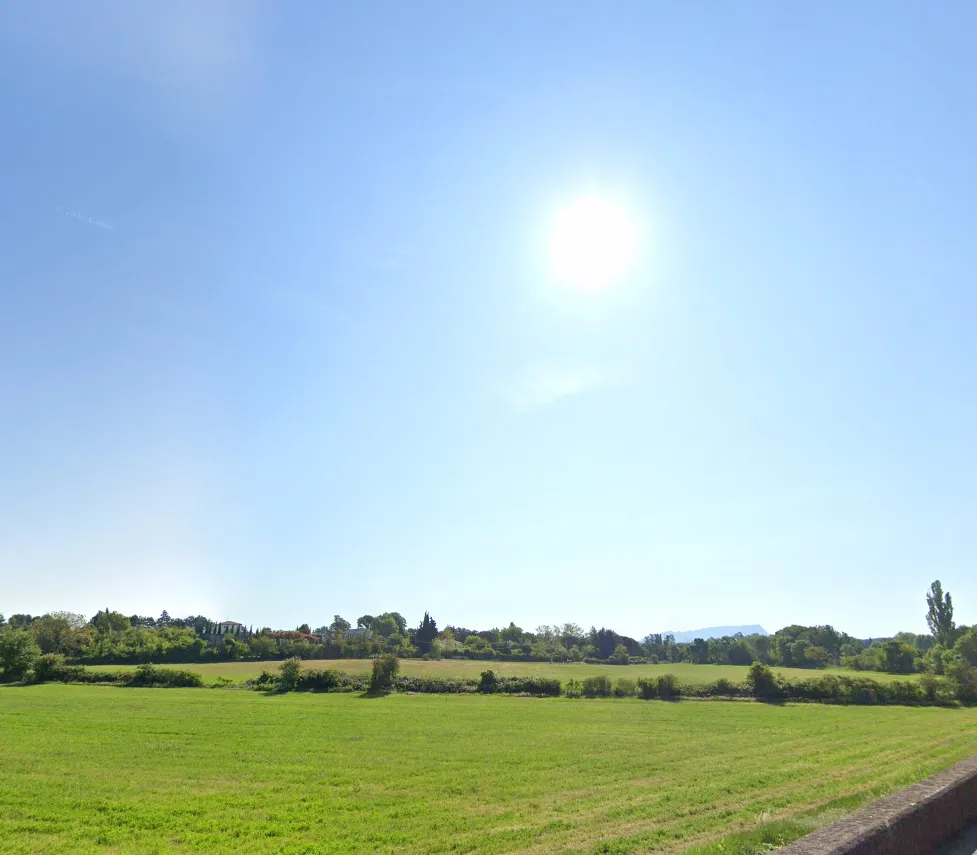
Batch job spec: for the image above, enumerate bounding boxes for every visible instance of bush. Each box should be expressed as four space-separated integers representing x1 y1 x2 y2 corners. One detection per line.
279 657 302 691
564 679 583 699
121 664 204 688
609 644 630 665
29 653 87 684
73 669 127 685
253 669 278 689
479 669 498 693
919 673 940 703
948 662 977 704
581 675 613 698
613 678 637 698
0 630 41 682
296 669 366 692
394 676 476 694
369 654 400 694
637 677 657 700
656 673 680 700
746 663 783 700
490 676 561 696
706 677 743 697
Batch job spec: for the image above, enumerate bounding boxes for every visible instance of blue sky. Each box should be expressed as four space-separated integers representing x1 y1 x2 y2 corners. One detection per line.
1 1 975 638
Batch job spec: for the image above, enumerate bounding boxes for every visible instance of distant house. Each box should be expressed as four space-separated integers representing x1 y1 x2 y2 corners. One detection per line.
217 621 243 633
343 627 372 641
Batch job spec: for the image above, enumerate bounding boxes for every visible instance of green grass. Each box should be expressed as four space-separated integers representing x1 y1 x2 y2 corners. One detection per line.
84 658 918 686
1 685 975 854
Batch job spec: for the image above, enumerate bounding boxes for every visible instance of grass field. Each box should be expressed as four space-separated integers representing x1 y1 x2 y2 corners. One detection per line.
2 685 975 854
84 658 919 686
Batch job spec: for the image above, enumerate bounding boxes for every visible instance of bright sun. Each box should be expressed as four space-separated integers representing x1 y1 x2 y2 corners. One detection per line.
547 195 638 291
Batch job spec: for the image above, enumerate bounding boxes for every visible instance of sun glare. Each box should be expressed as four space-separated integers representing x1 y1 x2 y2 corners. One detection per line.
547 195 638 291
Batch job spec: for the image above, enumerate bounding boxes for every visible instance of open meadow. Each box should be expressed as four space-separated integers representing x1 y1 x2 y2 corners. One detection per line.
84 658 920 686
1 685 975 854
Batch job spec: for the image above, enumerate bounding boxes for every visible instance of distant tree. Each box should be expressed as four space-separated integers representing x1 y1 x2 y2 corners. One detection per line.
8 614 35 630
357 615 375 629
804 645 830 668
186 616 210 635
330 615 351 633
500 622 523 643
926 581 956 648
373 616 399 638
369 654 399 693
952 628 977 668
560 623 585 650
156 611 172 628
728 640 755 666
689 638 709 664
0 630 41 681
296 623 311 634
609 644 630 665
378 612 408 635
90 610 131 634
416 612 439 654
752 635 773 664
248 635 277 659
129 615 156 629
313 626 330 637
591 628 619 660
30 612 87 655
882 640 917 674
790 640 809 667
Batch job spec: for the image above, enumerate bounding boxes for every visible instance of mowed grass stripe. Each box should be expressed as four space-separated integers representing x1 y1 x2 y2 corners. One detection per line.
0 686 975 855
83 657 921 685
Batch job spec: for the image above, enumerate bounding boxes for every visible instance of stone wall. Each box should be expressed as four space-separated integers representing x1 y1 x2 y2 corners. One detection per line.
781 754 977 854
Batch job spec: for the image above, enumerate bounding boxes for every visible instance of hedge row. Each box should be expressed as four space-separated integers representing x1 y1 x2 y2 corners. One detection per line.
25 656 963 707
252 670 562 696
30 656 203 688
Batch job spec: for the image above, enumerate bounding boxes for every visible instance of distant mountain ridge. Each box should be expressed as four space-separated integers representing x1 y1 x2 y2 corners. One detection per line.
660 625 768 643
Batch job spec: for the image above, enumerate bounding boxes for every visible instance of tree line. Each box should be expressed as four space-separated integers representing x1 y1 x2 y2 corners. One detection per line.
1 582 974 695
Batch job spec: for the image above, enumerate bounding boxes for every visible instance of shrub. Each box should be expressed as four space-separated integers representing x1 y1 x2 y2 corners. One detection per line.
564 679 583 699
253 669 278 689
746 663 782 700
707 677 742 697
279 657 302 691
394 676 476 694
73 669 127 685
121 664 204 688
479 669 498 693
491 676 561 696
637 678 657 700
613 678 637 698
656 673 680 700
581 675 613 698
0 630 41 682
884 680 926 706
30 653 89 683
919 673 940 703
296 669 365 692
609 644 630 665
948 662 977 704
369 655 400 694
